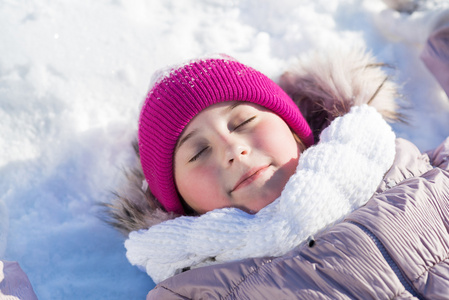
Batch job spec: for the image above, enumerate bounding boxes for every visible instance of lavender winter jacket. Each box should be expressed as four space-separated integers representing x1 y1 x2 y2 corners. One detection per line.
147 137 449 299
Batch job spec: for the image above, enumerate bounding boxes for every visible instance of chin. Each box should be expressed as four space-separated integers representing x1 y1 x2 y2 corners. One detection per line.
244 197 277 214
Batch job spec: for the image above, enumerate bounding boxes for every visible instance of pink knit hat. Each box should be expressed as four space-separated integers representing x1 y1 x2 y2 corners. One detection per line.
138 55 313 215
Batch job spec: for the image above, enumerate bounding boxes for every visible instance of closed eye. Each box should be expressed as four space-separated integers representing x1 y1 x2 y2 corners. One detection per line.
189 146 209 162
234 116 256 131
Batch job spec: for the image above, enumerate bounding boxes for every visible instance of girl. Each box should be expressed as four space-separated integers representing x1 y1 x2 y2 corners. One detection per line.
105 47 449 298
136 54 314 216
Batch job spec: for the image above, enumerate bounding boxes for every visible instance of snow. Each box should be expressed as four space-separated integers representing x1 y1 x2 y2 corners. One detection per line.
1 0 448 299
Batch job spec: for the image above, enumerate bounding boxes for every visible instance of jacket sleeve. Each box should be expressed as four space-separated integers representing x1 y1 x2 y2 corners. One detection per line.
0 261 38 300
426 136 449 170
420 23 449 99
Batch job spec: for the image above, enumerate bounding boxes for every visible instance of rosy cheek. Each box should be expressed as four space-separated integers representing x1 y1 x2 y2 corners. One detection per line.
253 120 298 161
178 167 205 193
178 165 221 211
252 122 281 149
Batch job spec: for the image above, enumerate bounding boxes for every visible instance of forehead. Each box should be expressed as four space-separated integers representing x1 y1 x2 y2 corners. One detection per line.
182 101 265 131
188 101 263 123
197 101 244 116
175 101 263 149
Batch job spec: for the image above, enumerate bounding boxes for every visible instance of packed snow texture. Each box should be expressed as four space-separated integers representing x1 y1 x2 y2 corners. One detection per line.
1 0 449 299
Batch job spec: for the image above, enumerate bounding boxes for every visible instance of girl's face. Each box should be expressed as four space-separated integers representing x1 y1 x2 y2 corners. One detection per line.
174 102 301 214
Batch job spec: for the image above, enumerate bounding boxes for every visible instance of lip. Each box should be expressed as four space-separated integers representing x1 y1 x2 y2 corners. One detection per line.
231 165 271 193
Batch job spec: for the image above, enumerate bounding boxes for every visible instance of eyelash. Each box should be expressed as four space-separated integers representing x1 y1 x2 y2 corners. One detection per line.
188 116 256 163
189 146 209 162
234 116 256 131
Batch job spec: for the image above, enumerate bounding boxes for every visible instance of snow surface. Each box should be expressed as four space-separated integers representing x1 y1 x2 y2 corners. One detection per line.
1 0 448 299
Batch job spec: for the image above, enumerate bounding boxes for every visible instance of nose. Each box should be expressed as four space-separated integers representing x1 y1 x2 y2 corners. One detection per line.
224 139 250 166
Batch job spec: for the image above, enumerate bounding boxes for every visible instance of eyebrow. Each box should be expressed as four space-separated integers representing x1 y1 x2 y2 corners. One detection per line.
226 102 241 112
176 129 198 152
175 102 242 152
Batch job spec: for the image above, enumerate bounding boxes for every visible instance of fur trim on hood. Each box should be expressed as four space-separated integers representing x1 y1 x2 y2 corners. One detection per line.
102 47 405 236
279 47 404 142
100 141 180 236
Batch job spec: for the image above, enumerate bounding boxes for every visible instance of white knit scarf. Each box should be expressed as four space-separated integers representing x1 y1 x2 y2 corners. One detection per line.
125 105 396 284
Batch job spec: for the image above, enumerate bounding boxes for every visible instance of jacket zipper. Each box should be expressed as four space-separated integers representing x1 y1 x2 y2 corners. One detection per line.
347 221 422 299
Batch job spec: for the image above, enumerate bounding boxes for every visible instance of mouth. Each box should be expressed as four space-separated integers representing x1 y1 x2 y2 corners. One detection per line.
231 165 271 193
